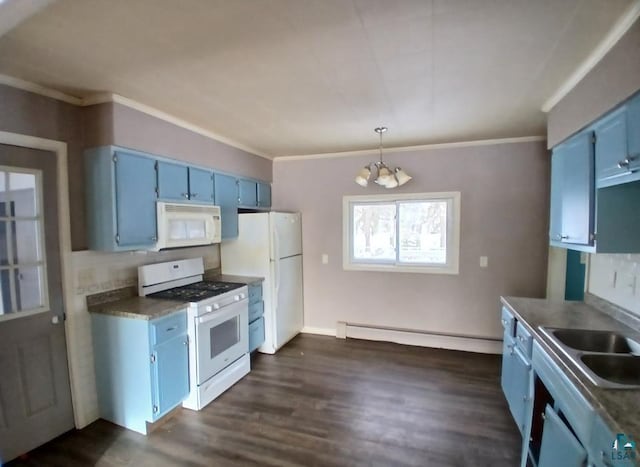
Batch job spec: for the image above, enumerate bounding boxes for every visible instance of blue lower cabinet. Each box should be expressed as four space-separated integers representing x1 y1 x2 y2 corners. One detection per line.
249 316 265 353
249 300 264 323
91 309 189 434
538 405 587 467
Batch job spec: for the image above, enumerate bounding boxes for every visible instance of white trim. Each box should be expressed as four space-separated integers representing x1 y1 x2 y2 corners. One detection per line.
541 1 640 113
345 324 502 354
274 136 547 162
342 192 461 275
301 326 336 337
546 246 567 301
0 74 83 105
0 131 79 427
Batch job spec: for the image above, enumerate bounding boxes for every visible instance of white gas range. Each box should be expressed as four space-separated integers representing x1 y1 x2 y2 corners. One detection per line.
138 257 250 411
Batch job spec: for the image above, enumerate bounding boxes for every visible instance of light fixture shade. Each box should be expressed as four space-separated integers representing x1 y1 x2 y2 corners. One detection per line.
384 176 399 189
375 165 393 187
354 166 371 187
395 167 412 186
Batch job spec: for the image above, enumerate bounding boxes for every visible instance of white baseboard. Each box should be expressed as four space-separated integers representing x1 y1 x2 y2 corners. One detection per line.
301 326 336 337
345 325 502 354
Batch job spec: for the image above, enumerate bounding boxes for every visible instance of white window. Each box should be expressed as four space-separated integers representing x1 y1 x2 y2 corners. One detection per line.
0 167 49 319
343 192 461 274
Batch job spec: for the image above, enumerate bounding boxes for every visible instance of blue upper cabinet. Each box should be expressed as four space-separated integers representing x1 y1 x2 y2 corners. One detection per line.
238 179 258 207
550 132 594 247
188 167 215 203
85 146 158 251
157 161 189 202
625 93 640 174
214 173 239 239
257 182 272 208
594 107 637 188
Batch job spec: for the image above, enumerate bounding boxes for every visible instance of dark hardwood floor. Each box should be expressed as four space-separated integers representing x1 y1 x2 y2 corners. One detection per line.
8 335 520 467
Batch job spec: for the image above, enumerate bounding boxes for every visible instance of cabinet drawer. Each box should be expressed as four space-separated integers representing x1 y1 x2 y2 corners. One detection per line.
249 316 265 353
151 311 187 346
248 283 263 304
515 321 533 358
249 301 264 322
501 307 516 337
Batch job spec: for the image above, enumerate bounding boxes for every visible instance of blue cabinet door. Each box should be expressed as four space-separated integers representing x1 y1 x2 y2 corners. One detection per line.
628 93 640 158
560 132 595 245
549 148 564 242
157 161 189 201
249 316 265 352
538 405 587 467
594 108 630 187
114 151 157 247
214 173 239 238
257 182 271 208
188 167 214 203
238 179 258 207
152 335 189 419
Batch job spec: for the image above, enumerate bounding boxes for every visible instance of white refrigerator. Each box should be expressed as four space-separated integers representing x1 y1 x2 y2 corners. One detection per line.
220 212 303 354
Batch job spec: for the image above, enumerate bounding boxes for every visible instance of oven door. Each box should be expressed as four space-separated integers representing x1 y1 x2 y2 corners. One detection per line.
195 300 248 385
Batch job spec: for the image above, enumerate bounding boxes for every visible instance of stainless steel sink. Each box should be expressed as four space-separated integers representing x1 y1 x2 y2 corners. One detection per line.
581 354 640 386
549 328 640 354
538 326 640 388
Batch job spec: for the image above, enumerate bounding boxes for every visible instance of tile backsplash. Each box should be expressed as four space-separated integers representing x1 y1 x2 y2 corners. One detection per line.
66 245 219 428
588 254 640 316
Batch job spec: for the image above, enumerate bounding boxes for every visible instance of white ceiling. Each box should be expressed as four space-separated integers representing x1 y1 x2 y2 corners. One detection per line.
0 0 634 157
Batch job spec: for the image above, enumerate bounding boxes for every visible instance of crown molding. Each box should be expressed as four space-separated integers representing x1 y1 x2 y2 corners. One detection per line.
0 73 83 105
273 136 547 162
0 75 272 160
541 0 640 113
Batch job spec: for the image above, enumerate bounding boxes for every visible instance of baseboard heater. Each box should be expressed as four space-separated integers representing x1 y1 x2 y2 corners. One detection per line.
338 322 502 354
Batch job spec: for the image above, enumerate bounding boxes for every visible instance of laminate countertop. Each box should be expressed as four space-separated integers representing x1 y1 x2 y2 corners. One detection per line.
87 296 187 321
501 295 640 461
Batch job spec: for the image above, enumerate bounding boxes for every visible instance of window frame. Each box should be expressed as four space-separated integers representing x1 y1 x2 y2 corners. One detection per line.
342 191 461 275
0 166 50 321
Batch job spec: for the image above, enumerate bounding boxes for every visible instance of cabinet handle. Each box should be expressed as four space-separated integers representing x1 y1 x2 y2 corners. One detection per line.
166 326 176 332
182 193 189 198
153 405 158 413
501 319 508 326
191 193 198 198
183 340 188 346
618 159 630 169
151 236 157 241
560 235 569 240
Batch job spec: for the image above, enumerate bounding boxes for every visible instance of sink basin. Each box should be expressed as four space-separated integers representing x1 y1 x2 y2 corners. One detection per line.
581 354 640 386
550 328 640 354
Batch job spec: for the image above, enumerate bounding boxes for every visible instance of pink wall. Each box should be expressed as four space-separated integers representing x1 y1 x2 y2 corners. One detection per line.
273 140 550 339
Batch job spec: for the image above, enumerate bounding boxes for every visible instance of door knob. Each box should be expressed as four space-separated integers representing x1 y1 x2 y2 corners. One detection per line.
51 316 59 324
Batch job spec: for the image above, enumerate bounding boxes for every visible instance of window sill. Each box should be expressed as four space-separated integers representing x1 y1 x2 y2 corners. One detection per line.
342 262 459 275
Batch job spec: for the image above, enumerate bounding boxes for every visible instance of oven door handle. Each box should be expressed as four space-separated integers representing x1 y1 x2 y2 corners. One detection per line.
197 302 245 325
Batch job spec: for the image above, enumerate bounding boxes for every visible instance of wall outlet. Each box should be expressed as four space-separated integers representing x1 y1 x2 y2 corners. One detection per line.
479 256 488 268
322 253 329 264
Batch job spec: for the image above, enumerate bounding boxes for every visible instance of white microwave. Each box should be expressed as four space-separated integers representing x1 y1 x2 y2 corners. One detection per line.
153 202 221 250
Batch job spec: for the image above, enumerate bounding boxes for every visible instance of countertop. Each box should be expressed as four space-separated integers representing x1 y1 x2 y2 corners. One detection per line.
501 296 640 460
87 296 187 320
86 275 263 321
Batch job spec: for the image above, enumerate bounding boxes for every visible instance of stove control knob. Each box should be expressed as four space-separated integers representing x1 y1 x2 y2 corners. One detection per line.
234 295 240 301
205 305 212 312
213 303 220 310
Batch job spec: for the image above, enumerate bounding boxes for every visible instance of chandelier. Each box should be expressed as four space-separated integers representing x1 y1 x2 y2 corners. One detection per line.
354 127 411 188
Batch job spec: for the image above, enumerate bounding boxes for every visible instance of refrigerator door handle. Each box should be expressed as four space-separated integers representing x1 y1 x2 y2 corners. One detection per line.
272 229 281 311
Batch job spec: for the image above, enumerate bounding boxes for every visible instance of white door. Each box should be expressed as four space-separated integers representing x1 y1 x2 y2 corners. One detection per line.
270 212 301 260
272 254 303 350
0 145 74 463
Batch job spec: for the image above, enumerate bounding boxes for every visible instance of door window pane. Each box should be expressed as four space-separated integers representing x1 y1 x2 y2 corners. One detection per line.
0 167 47 317
352 203 396 261
9 173 37 217
16 266 45 311
398 201 448 264
14 220 42 263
